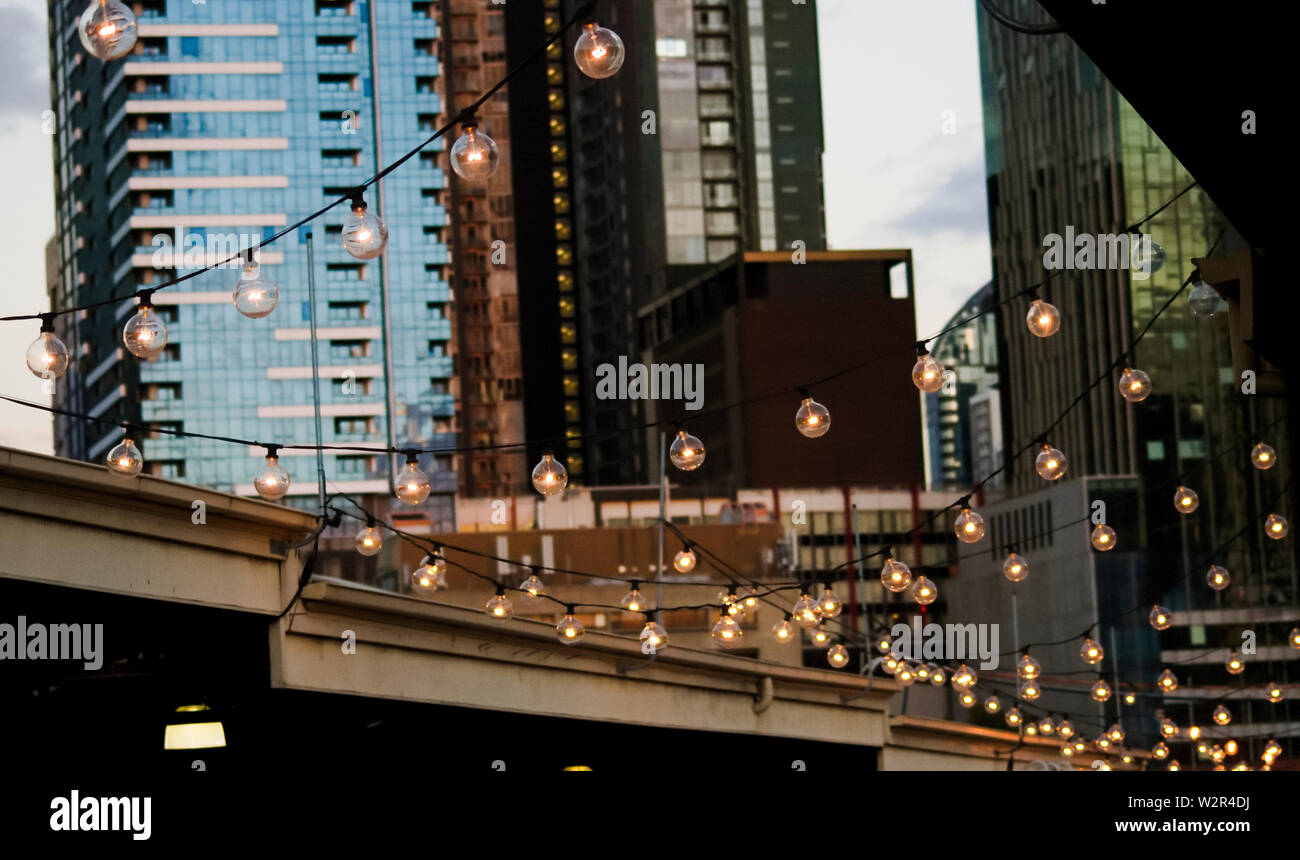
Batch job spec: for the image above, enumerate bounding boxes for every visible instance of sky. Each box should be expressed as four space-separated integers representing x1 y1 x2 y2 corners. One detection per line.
0 0 990 457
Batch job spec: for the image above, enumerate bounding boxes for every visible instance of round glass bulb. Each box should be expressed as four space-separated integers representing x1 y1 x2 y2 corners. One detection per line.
1091 680 1112 702
1157 669 1178 691
930 668 946 686
1021 680 1041 700
1017 653 1041 680
232 260 279 319
1265 514 1288 540
531 453 568 495
1151 741 1169 760
557 613 585 645
520 574 545 598
341 203 388 260
1225 651 1245 675
958 690 976 709
810 627 831 647
411 562 438 591
123 306 168 360
954 507 985 543
1149 604 1172 631
1289 627 1300 650
1118 367 1151 402
1251 442 1276 470
881 557 912 592
1005 707 1022 728
1080 638 1104 665
983 695 1000 714
1091 523 1116 551
817 586 842 618
672 547 697 573
1034 444 1068 480
794 396 831 438
78 0 138 61
710 614 743 649
1266 683 1284 703
791 593 821 628
573 23 625 78
1206 564 1230 591
1002 552 1029 583
911 353 945 393
619 587 646 612
771 617 796 644
26 330 69 380
912 575 937 606
1039 718 1055 735
355 526 383 556
1058 720 1075 739
952 665 977 688
668 430 705 471
826 643 849 668
253 456 290 501
894 663 916 686
1025 298 1061 337
1187 278 1227 316
394 460 432 505
1173 485 1199 514
485 593 513 622
450 125 500 182
1212 704 1231 726
106 438 142 477
640 621 668 654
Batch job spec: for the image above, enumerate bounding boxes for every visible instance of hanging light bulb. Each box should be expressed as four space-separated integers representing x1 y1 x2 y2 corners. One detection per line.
556 606 585 645
1107 723 1125 744
739 586 759 610
957 689 976 709
1080 637 1104 665
672 545 697 573
1188 726 1202 742
123 292 168 360
1159 718 1178 738
355 522 383 556
791 592 821 628
1017 653 1041 680
817 584 843 618
771 614 796 644
1173 484 1199 514
912 575 938 606
1266 682 1284 703
794 395 831 438
954 505 985 543
1034 442 1068 481
341 192 388 260
520 570 545 599
485 587 513 622
1166 759 1181 771
911 342 945 393
1091 523 1116 551
1212 704 1232 726
411 557 439 591
1118 367 1152 402
395 452 431 505
25 315 69 380
1157 669 1179 692
1149 604 1172 630
1021 680 1041 700
875 635 892 654
449 122 500 182
78 0 138 61
1265 513 1289 540
619 582 646 613
573 21 625 78
881 555 913 592
1124 692 1136 705
1025 296 1061 338
1289 627 1300 650
1057 720 1075 739
232 251 279 319
1002 551 1029 583
930 667 946 686
719 589 744 619
1250 442 1277 470
894 663 916 686
1206 564 1230 591
639 616 669 653
531 450 568 495
915 664 931 682
810 626 832 648
1187 278 1228 317
951 664 977 689
106 436 143 477
1091 679 1112 702
826 643 849 668
881 655 899 675
1038 717 1055 736
983 695 1001 714
710 611 743 649
1151 741 1169 760
1005 707 1023 728
253 446 290 501
1094 735 1111 750
1225 651 1245 675
668 429 705 471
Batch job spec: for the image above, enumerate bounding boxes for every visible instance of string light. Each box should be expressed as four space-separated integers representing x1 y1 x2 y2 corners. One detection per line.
771 614 796 644
958 689 976 709
1090 680 1111 702
827 643 849 668
1033 442 1068 481
253 446 289 501
1038 717 1054 735
1107 724 1125 744
485 586 513 622
719 588 744 619
1090 524 1116 551
791 592 822 628
739 586 759 610
668 430 705 471
619 583 646 612
341 192 388 260
123 293 168 360
520 571 545 598
395 452 431 505
1173 484 1199 514
1251 442 1277 470
911 342 945 393
810 625 832 648
875 635 892 654
1266 682 1284 703
78 0 137 61
232 251 279 319
1212 704 1232 726
816 584 843 618
794 395 831 438
1005 707 1022 728
1124 692 1136 705
1187 278 1227 317
952 664 977 688
1206 564 1230 591
912 575 938 606
1118 367 1152 402
639 616 668 653
954 504 986 543
25 316 68 380
710 611 743 649
411 553 446 591
929 667 946 686
1017 652 1041 680
355 521 383 557
983 695 1001 714
672 545 697 573
894 663 916 685
449 122 500 182
1002 550 1028 582
1057 720 1074 739
914 664 931 682
106 436 142 477
1025 296 1061 338
1225 651 1245 675
1148 604 1172 630
1265 514 1289 540
881 655 899 675
1151 741 1169 760
881 554 913 592
1289 627 1300 650
1080 637 1104 665
1021 680 1041 700
531 450 568 495
573 22 625 79
557 606 585 645
1167 760 1181 771
1157 669 1178 692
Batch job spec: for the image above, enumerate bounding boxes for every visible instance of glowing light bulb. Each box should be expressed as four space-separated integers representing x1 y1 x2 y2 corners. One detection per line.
1265 513 1289 540
556 608 584 644
1017 653 1041 680
1034 443 1068 480
882 656 899 675
719 589 744 619
1002 551 1029 583
531 451 568 495
485 588 513 622
450 123 500 182
1060 744 1075 757
1251 442 1276 470
772 615 796 644
1091 524 1116 551
1188 726 1202 741
1038 718 1055 735
1225 651 1245 675
1289 627 1300 650
106 437 142 477
912 576 937 606
1148 604 1172 631
952 664 977 688
253 451 290 501
876 636 892 654
983 695 1001 713
520 573 545 599
816 585 842 618
232 257 279 318
619 584 646 612
954 506 985 543
894 663 916 686
639 619 668 653
710 612 743 649
911 345 945 393
1080 638 1104 665
355 525 382 556
1118 367 1151 402
395 454 431 505
1025 298 1061 337
1157 669 1178 692
810 626 831 648
1206 564 1230 591
1005 708 1023 728
794 396 831 438
672 546 696 573
341 198 388 259
1151 741 1169 760
958 689 976 709
881 556 912 592
1173 485 1199 514
1021 680 1041 700
930 667 946 686
1058 720 1075 739
791 593 821 628
739 586 759 610
1167 760 1181 771
1266 682 1283 703
1091 679 1112 702
668 430 705 471
78 0 137 60
1187 278 1227 316
915 665 931 682
827 643 849 668
1108 724 1125 744
1160 718 1178 738
25 319 69 380
123 300 168 360
1095 736 1111 750
1211 704 1231 726
573 22 625 78
411 558 439 591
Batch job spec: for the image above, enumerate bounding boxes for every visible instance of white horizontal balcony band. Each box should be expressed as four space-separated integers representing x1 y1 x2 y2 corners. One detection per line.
267 365 382 380
149 291 233 305
234 478 390 498
128 175 289 190
138 24 280 37
123 62 284 75
126 99 287 113
129 214 287 228
88 426 126 461
245 442 387 457
136 252 285 268
128 137 290 152
1161 645 1299 665
274 327 382 341
256 403 385 418
83 349 123 388
87 384 126 419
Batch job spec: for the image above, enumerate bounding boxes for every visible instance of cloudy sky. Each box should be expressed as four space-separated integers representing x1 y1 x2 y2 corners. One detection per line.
0 0 990 456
